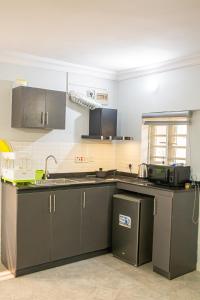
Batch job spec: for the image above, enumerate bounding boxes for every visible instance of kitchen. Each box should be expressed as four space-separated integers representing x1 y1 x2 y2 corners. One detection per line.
0 1 200 299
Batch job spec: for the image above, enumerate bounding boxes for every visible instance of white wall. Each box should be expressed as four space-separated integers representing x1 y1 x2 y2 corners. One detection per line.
118 66 200 137
117 65 200 270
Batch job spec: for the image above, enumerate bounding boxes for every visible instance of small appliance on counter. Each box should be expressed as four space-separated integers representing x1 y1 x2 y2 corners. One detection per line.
138 163 148 179
96 168 117 178
1 152 35 184
147 164 191 187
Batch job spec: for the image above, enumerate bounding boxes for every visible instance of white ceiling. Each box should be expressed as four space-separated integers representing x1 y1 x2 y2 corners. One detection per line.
1 0 200 71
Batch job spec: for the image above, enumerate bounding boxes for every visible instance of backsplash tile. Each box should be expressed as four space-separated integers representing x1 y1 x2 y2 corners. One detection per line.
9 140 140 174
116 141 141 173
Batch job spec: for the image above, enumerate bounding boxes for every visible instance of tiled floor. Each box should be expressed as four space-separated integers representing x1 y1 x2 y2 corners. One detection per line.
0 254 200 300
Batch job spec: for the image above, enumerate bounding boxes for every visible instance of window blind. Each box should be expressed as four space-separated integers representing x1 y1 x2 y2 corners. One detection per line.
142 110 192 125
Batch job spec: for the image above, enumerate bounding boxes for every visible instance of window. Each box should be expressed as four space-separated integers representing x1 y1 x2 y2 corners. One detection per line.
142 111 192 166
148 124 188 165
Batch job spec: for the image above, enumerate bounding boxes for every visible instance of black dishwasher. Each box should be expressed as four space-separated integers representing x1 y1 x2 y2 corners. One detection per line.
112 193 154 266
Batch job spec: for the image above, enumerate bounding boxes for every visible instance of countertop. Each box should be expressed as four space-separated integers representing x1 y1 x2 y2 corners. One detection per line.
3 173 192 193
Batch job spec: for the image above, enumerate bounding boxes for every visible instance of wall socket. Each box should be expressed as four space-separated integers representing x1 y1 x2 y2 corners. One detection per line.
75 156 88 163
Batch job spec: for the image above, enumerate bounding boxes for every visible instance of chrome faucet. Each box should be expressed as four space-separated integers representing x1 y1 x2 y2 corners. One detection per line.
44 155 58 179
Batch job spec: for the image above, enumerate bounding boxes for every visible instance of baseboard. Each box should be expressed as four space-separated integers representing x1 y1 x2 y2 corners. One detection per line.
14 248 111 277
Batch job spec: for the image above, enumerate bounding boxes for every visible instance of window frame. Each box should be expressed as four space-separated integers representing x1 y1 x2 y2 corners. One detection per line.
148 123 189 165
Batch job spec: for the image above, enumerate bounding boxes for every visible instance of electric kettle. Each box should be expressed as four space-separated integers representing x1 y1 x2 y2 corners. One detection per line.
138 163 148 179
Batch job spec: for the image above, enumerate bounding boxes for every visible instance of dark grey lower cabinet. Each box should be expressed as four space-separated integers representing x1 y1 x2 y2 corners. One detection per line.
51 189 82 260
17 189 83 268
152 194 172 273
81 186 114 253
17 191 52 269
1 183 115 276
152 191 198 279
115 182 198 279
51 186 114 259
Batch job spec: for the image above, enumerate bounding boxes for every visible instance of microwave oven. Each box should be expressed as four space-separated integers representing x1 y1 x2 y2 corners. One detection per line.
147 164 191 187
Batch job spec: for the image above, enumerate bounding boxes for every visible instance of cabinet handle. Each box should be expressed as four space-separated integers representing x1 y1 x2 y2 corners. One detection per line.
45 112 49 125
153 197 157 215
49 194 52 213
53 194 56 213
41 112 45 125
83 192 86 209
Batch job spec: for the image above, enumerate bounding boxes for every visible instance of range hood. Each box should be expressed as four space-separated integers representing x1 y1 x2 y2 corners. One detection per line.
81 108 133 141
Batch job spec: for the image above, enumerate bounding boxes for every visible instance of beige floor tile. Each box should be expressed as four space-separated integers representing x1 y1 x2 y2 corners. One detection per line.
0 254 200 300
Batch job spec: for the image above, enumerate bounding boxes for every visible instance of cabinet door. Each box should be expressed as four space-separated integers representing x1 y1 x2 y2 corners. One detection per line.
22 87 46 128
17 191 51 269
152 194 173 272
51 189 82 260
81 185 114 253
45 90 66 129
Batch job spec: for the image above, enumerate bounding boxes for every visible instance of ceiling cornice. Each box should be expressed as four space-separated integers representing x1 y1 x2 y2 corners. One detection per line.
117 53 200 81
1 51 200 82
0 51 117 81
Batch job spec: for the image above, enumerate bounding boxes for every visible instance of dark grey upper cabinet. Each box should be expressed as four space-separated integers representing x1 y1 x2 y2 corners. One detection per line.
12 86 66 129
17 191 51 269
45 89 66 129
51 189 82 261
89 108 117 136
81 185 114 253
12 86 46 128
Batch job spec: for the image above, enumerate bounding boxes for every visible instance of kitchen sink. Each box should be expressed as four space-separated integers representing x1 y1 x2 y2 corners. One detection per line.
34 176 117 186
35 178 79 186
66 177 97 184
72 177 117 183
